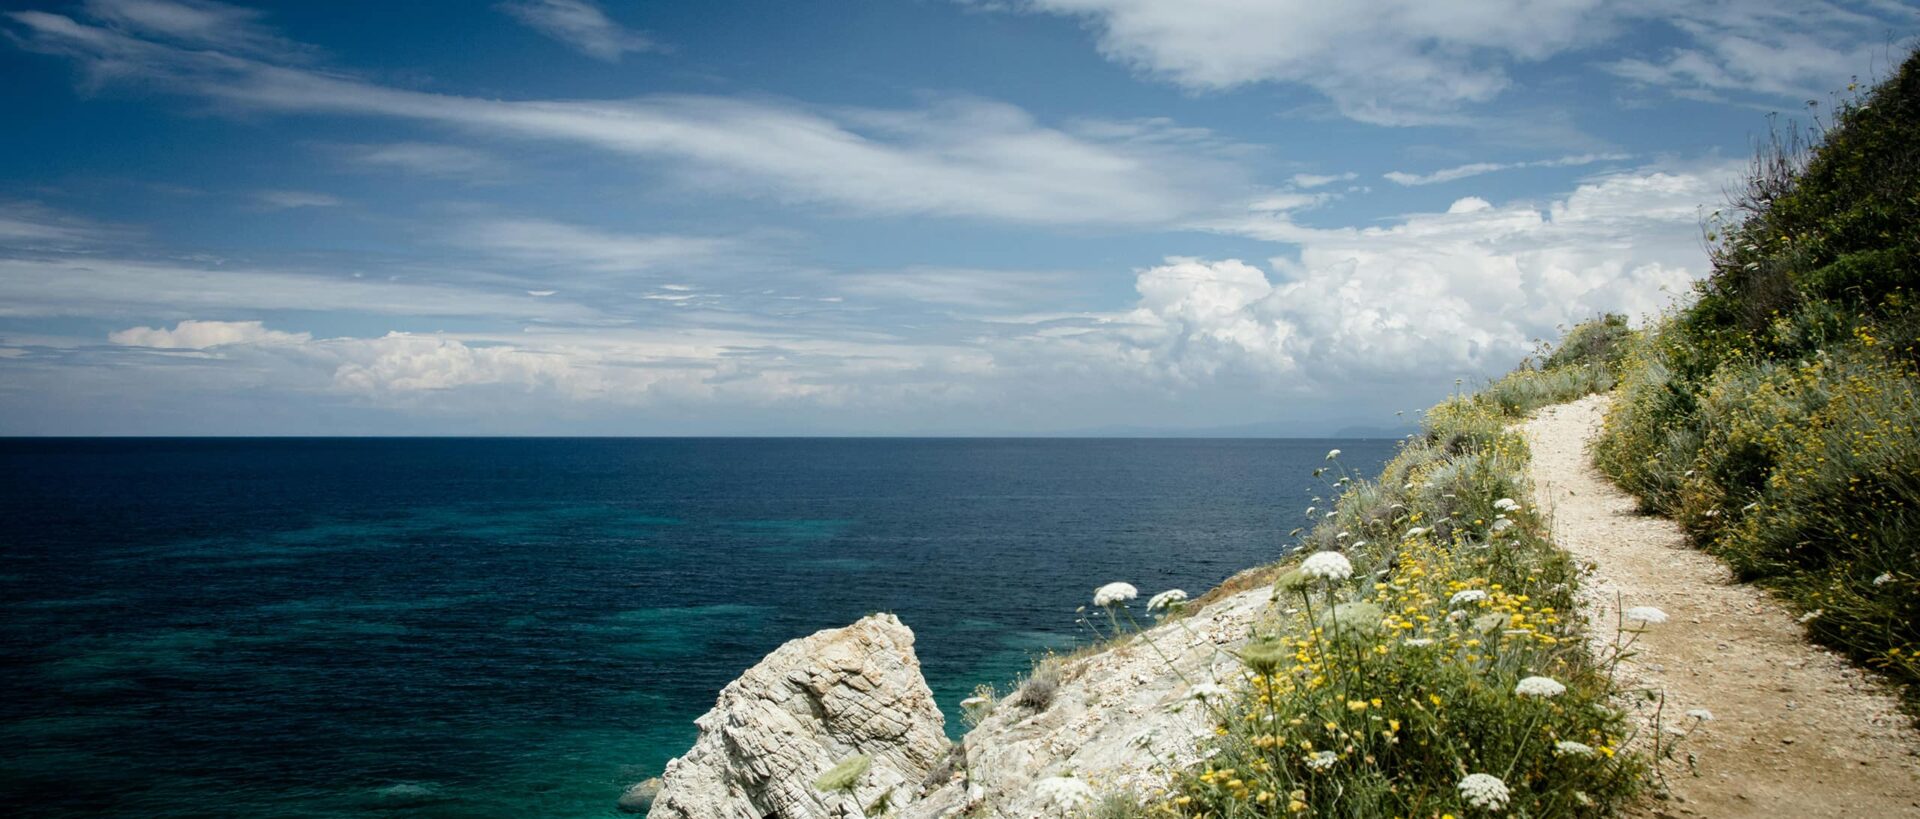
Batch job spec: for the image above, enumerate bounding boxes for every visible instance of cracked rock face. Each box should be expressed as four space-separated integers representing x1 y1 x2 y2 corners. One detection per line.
647 613 947 819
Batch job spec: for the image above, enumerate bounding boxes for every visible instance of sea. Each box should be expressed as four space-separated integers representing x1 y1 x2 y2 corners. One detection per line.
0 437 1395 817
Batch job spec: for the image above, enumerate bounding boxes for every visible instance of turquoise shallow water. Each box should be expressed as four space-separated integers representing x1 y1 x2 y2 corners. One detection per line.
0 437 1393 817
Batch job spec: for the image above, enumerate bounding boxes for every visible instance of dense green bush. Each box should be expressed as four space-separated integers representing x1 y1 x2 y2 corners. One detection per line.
1595 49 1920 704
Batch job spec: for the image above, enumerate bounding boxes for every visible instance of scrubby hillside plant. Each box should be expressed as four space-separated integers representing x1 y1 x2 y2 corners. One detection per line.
1593 50 1920 705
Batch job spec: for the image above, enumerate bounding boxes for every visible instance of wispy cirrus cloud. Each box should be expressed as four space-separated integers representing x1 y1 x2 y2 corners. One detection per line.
990 0 1912 124
1383 153 1633 186
8 3 1251 226
497 0 662 62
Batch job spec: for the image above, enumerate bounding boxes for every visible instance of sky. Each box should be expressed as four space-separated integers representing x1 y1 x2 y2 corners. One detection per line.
0 0 1912 435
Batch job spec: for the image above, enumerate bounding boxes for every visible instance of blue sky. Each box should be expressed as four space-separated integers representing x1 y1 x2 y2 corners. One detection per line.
0 0 1912 435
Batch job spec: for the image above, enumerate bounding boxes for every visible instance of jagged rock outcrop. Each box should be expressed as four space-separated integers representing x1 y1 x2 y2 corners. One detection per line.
644 583 1275 818
899 584 1271 818
646 613 947 819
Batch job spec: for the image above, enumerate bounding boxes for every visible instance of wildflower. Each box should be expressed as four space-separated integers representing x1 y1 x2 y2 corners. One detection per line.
1403 526 1429 539
1274 568 1312 593
1147 589 1189 612
1457 773 1510 810
1493 498 1521 512
1188 682 1230 701
1300 551 1353 582
1514 676 1566 698
1033 776 1093 810
813 754 871 793
1874 572 1894 586
1686 708 1714 721
1405 638 1435 647
1093 582 1138 608
1490 518 1514 533
1798 609 1822 624
1304 750 1337 771
1240 638 1289 673
1624 606 1668 625
1554 740 1596 758
1449 589 1489 607
1325 448 1341 460
1350 540 1368 550
960 696 989 708
1325 601 1384 642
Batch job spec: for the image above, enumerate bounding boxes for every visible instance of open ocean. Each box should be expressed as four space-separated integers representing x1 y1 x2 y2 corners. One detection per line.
0 437 1394 818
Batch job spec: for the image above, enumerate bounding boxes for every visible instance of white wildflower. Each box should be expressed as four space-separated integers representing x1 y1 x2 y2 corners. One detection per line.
1457 773 1510 810
1447 610 1468 623
960 696 989 708
1336 530 1352 540
1188 682 1230 701
1553 740 1595 758
1493 498 1521 512
1147 589 1189 612
1350 540 1369 550
1092 582 1138 608
1033 776 1092 810
1325 448 1341 460
1300 551 1353 582
1305 750 1338 771
1449 589 1489 607
1514 676 1567 699
1491 518 1515 533
1404 638 1435 647
1403 526 1429 539
1303 506 1316 517
1873 572 1894 586
1687 708 1714 721
1798 609 1822 623
1624 606 1668 625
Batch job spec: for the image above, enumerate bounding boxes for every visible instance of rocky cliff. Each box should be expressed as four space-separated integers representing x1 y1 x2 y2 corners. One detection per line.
643 582 1273 818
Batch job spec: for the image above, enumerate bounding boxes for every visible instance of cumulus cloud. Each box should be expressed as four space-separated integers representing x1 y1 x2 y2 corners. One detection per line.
497 0 660 61
998 0 1910 123
1383 153 1633 186
1051 163 1740 387
8 6 1250 226
109 319 310 348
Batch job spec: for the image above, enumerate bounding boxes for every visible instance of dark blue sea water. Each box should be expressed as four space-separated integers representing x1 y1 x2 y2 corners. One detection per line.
0 437 1393 818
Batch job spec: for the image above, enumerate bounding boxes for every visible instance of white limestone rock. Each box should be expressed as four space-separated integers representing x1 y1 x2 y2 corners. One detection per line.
646 613 947 819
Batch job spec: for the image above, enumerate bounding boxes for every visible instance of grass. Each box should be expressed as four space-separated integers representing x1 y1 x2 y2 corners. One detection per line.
1592 49 1920 708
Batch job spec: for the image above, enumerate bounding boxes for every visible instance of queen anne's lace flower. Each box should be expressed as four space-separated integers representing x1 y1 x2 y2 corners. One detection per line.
1404 637 1435 647
1687 708 1714 721
1147 589 1188 612
1403 526 1429 539
1325 448 1341 460
1092 582 1138 608
1457 773 1510 810
1490 518 1515 533
1449 589 1489 607
960 696 989 708
1304 750 1337 771
1554 740 1595 757
1033 776 1092 810
1624 606 1668 624
1188 682 1229 701
1514 676 1567 698
1493 497 1521 512
1300 551 1353 582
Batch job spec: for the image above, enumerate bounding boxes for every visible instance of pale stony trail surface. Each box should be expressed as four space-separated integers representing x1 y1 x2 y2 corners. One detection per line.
1522 394 1920 818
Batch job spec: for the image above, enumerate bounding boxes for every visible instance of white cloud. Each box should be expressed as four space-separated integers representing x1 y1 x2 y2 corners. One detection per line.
1050 163 1741 387
497 0 660 62
10 8 1248 226
342 142 505 180
80 0 313 60
459 219 743 274
109 319 310 348
832 267 1082 309
254 190 342 209
998 0 1909 123
1383 153 1633 186
1291 172 1357 189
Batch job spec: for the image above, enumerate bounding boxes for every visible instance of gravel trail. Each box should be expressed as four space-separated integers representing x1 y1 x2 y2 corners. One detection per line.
1522 394 1920 817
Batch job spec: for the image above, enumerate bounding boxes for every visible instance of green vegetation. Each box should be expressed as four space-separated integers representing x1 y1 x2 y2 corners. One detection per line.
1593 50 1920 704
1117 319 1663 817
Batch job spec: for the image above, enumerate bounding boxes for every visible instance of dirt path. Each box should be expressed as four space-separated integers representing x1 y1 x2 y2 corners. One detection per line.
1522 394 1920 818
